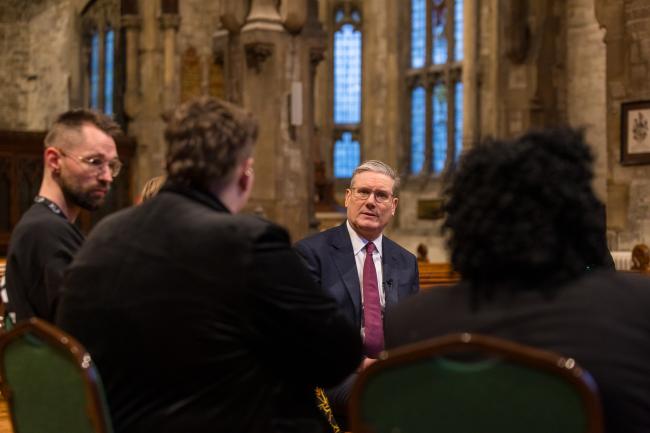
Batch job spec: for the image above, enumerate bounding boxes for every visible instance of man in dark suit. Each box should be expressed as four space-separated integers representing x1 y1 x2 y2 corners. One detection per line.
56 97 362 433
384 128 650 433
295 160 419 427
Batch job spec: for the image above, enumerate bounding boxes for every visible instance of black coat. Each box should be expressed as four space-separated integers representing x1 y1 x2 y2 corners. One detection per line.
385 269 650 433
56 183 362 433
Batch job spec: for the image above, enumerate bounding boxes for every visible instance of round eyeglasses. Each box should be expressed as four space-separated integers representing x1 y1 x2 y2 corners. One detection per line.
349 187 393 203
57 147 122 178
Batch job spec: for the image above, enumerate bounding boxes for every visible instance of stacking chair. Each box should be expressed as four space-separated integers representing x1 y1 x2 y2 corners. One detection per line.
350 333 603 433
0 318 113 433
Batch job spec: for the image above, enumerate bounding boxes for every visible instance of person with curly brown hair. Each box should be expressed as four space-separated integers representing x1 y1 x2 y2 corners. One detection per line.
57 96 362 433
385 127 650 433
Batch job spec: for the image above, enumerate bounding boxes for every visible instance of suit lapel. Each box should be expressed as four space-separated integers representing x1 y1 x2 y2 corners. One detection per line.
382 237 400 308
329 224 362 323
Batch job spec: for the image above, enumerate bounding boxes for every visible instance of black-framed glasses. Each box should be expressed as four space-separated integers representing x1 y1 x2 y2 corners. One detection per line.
349 187 393 203
56 147 122 178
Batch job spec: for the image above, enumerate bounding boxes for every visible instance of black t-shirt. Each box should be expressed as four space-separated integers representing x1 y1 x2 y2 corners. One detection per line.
5 198 84 323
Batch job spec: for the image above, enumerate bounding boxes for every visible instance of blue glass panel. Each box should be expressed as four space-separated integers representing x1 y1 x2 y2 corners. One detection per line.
104 30 114 115
432 7 448 64
90 32 100 110
411 0 426 68
454 0 464 61
411 87 426 174
334 24 362 124
352 10 361 22
335 9 344 23
432 83 448 173
454 81 463 161
334 132 360 178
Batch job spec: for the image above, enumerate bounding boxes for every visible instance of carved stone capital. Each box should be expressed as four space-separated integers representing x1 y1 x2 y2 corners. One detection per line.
160 13 181 30
242 0 284 33
280 0 308 34
121 14 142 30
221 0 251 33
244 42 273 73
309 46 325 68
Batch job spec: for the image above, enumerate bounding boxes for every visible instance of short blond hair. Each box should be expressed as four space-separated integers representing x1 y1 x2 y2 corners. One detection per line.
140 176 166 202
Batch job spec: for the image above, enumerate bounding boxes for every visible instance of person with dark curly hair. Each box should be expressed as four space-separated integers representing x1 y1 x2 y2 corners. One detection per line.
385 127 650 433
56 96 362 433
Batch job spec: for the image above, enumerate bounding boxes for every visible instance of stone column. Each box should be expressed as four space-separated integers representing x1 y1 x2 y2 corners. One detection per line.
127 0 166 191
121 13 141 118
160 11 180 111
217 0 322 240
462 0 479 150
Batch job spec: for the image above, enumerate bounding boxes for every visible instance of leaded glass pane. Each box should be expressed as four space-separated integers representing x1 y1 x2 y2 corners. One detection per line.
432 7 448 65
334 24 362 124
411 0 426 68
454 0 464 61
104 29 114 115
411 87 426 174
335 9 344 23
432 83 448 173
334 132 360 178
454 81 463 161
90 32 100 110
352 10 361 22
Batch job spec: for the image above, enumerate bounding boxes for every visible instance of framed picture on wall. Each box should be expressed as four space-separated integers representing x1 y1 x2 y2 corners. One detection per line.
621 100 650 165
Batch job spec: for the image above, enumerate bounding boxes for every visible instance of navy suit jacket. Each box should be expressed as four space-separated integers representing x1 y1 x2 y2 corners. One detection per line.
295 223 419 331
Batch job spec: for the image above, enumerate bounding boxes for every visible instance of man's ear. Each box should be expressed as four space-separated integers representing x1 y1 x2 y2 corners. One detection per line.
344 189 352 207
44 147 62 175
391 197 399 216
238 157 254 192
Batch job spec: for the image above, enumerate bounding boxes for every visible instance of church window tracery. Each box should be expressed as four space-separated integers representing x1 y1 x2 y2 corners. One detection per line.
332 3 362 179
409 0 463 175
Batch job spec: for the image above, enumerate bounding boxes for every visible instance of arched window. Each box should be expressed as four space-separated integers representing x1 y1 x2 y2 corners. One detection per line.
409 0 463 175
82 1 123 122
104 28 115 115
332 4 362 179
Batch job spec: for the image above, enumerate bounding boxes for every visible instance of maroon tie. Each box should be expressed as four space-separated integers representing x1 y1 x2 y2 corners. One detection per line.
363 242 383 358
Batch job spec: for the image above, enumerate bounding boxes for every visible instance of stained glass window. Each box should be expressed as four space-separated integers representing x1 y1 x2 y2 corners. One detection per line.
411 87 426 174
432 8 447 65
454 81 463 160
454 0 464 61
432 83 448 173
334 24 362 124
104 29 114 115
409 0 463 175
411 0 426 68
334 132 360 178
333 8 362 178
90 32 100 110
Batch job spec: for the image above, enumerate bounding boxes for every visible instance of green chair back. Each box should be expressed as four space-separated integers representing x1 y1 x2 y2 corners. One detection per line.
350 333 604 433
0 318 113 433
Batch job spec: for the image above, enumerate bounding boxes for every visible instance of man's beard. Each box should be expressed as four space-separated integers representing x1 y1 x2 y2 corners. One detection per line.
59 176 110 211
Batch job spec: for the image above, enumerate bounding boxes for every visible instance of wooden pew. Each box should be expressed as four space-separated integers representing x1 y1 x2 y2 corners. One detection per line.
418 262 461 290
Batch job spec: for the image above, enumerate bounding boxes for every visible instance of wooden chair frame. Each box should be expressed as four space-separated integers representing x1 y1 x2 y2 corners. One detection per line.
350 333 604 433
0 318 112 433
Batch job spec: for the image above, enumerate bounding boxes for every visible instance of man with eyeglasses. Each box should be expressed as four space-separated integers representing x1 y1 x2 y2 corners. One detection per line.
3 109 121 323
295 160 419 429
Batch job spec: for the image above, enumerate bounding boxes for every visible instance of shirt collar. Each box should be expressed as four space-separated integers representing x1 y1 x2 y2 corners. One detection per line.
346 220 383 258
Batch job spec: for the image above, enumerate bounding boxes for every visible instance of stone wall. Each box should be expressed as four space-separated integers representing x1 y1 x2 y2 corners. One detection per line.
26 1 76 129
566 0 607 201
0 0 76 131
596 0 650 249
